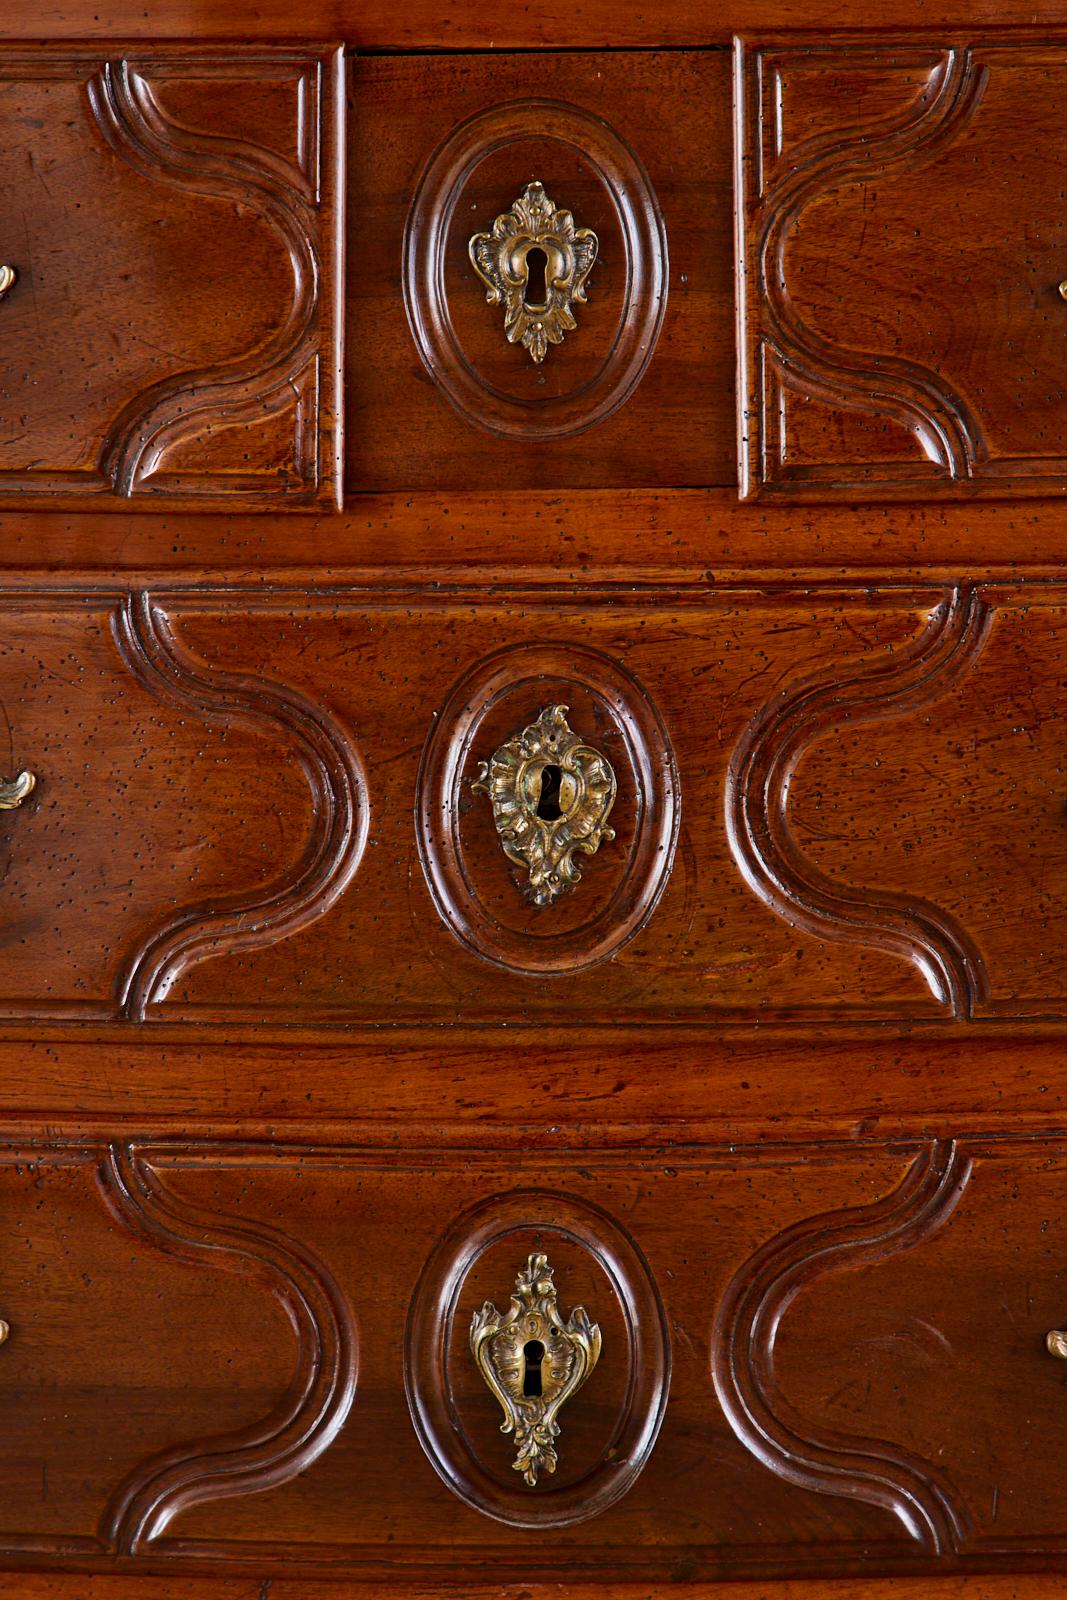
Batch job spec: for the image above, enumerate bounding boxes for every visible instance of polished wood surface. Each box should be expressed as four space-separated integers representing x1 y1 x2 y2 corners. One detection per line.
3 3 1067 1598
0 46 343 509
737 36 1067 500
0 1136 1064 1581
349 51 733 490
0 583 1062 1028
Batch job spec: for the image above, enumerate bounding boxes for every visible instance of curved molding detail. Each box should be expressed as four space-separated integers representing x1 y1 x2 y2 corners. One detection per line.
755 48 988 478
726 585 991 1016
712 1141 972 1554
406 1188 670 1528
87 60 321 497
404 98 668 440
417 641 679 975
112 593 368 1020
99 1142 357 1550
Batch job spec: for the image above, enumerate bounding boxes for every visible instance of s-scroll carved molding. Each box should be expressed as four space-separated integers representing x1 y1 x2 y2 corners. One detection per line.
86 59 327 500
712 1141 972 1554
99 1142 357 1550
112 593 368 1020
739 44 988 493
726 585 991 1017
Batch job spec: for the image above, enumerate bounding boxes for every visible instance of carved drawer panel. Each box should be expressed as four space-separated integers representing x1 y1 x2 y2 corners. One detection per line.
0 46 342 510
4 585 1067 1029
348 51 734 491
5 1134 1067 1583
737 36 1067 500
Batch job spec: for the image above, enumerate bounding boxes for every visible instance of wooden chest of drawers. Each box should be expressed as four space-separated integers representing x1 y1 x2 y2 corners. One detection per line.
3 4 1067 1600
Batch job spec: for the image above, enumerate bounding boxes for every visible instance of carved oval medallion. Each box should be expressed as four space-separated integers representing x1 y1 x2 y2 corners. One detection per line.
405 1190 670 1528
416 642 680 975
403 99 668 439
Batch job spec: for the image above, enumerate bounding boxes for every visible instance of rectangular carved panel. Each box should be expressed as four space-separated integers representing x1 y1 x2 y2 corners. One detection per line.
0 46 342 510
1 1136 1065 1582
2 586 1067 1030
347 51 735 492
736 37 1067 500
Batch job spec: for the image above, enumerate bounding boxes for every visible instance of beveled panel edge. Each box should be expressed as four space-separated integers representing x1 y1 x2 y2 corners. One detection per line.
403 98 667 440
404 1187 670 1528
0 42 344 514
416 640 680 974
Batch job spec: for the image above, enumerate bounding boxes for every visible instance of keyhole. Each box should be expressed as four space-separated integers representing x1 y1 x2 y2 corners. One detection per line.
536 764 563 821
525 246 548 307
523 1338 546 1397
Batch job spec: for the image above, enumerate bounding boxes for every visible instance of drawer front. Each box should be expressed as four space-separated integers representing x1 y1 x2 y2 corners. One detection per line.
0 584 1066 1029
348 51 734 492
0 46 342 510
1 1134 1066 1581
737 36 1067 501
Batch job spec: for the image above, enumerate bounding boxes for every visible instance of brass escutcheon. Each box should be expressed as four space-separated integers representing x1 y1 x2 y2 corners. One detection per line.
0 771 34 809
470 1252 601 1487
469 181 598 365
472 703 616 906
0 266 15 301
1047 1327 1067 1358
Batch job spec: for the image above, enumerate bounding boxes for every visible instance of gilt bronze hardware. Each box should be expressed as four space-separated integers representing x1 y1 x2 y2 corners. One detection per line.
0 771 35 809
0 266 15 301
468 181 598 364
1047 1327 1067 1358
472 703 616 906
470 1252 601 1487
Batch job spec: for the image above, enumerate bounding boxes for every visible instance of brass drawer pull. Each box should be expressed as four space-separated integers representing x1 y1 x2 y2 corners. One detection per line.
472 703 616 906
0 771 35 810
1048 1328 1067 1358
469 181 598 365
0 266 15 301
471 1252 601 1487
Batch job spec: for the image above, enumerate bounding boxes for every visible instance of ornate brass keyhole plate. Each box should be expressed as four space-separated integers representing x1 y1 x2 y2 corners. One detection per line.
472 703 616 906
469 181 598 365
0 770 34 809
470 1252 601 1487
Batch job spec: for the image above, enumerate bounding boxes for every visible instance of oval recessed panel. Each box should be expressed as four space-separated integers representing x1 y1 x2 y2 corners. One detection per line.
403 98 668 440
404 1189 671 1528
416 642 680 975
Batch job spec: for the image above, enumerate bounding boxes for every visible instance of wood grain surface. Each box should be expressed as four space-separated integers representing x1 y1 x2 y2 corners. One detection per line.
3 5 1067 1599
737 37 1067 500
0 1134 1061 1584
0 47 343 509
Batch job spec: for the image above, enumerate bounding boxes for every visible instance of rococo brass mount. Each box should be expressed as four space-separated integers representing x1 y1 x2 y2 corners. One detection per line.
470 1253 602 1487
469 181 598 364
472 703 617 906
0 771 35 809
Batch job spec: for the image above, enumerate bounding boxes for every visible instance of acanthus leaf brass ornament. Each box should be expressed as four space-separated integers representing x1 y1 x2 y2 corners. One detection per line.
1047 1327 1067 1358
470 1252 601 1488
0 266 15 301
472 703 616 907
0 770 35 809
468 181 598 365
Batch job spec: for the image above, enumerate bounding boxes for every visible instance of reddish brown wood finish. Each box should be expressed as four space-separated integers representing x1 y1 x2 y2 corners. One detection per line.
737 37 1067 501
1 7 1067 1600
0 583 1064 1030
0 46 343 510
0 1135 1064 1584
348 51 733 491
